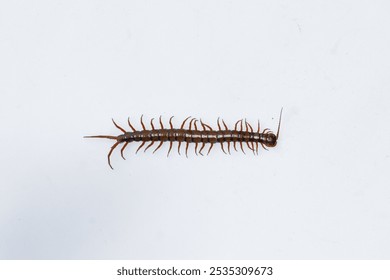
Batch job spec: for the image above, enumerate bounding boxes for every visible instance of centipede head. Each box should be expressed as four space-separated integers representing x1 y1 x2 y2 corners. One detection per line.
264 133 277 147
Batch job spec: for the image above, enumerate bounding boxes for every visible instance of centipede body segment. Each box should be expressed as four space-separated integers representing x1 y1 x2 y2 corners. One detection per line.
85 109 283 169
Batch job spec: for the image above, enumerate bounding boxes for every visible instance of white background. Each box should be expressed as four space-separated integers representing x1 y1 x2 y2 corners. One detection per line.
1 0 389 259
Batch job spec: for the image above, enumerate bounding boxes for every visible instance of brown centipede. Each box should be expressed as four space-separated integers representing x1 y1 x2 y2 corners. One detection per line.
84 109 283 169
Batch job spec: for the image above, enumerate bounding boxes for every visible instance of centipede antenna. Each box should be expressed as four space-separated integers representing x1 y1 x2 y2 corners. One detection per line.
276 107 283 139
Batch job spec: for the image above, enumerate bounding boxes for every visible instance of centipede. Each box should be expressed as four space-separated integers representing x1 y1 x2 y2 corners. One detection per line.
84 109 283 169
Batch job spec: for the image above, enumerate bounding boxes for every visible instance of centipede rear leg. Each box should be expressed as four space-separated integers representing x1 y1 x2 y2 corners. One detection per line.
107 141 121 170
120 142 128 160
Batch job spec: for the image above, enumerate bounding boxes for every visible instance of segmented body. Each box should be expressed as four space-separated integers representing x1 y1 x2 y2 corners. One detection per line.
85 110 282 169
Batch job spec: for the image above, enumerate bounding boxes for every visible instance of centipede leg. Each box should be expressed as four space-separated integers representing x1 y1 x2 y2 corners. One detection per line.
194 120 199 131
107 141 121 170
159 116 164 129
185 141 190 158
227 141 231 154
247 123 256 154
246 141 255 154
247 121 254 133
140 115 146 130
207 143 214 155
189 118 196 130
199 142 206 156
144 141 155 152
180 116 191 129
167 141 173 157
136 141 146 154
112 119 126 133
120 142 128 160
200 119 207 131
150 118 155 130
222 119 228 130
233 119 242 152
255 142 259 155
193 120 199 156
153 141 164 153
200 119 212 130
127 117 137 132
169 116 174 129
239 140 246 154
178 141 182 155
234 119 241 131
261 143 269 151
245 120 256 155
220 142 227 154
239 120 246 154
217 117 222 130
240 119 244 132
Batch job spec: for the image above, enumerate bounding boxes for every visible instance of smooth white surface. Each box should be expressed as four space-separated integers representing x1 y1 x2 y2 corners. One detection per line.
0 0 389 259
